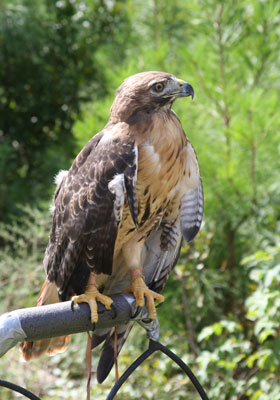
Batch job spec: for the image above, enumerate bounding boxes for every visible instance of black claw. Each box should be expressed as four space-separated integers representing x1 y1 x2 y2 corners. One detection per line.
156 302 163 309
141 318 153 324
111 303 117 319
71 300 75 312
91 322 96 331
131 305 142 319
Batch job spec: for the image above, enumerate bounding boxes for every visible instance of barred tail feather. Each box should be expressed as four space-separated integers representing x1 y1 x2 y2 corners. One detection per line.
180 179 203 242
20 279 72 361
93 323 133 384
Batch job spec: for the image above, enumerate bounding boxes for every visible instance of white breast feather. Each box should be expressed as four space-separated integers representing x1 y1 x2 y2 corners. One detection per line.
108 173 125 225
54 170 68 186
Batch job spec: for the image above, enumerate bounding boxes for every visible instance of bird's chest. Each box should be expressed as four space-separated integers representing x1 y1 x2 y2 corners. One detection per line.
137 134 186 205
116 115 187 248
119 141 184 238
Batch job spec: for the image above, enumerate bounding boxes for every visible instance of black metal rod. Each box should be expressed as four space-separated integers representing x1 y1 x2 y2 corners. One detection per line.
106 339 210 400
106 340 157 400
155 341 209 400
0 380 41 400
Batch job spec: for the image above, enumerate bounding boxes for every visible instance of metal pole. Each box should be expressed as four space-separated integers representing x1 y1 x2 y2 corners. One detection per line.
0 293 140 357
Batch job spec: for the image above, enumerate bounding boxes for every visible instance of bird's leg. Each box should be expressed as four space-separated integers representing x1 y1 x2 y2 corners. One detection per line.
71 273 113 323
122 238 164 319
123 267 164 319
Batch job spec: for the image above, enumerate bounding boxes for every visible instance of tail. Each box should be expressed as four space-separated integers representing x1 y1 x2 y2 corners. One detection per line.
20 278 72 361
92 322 133 383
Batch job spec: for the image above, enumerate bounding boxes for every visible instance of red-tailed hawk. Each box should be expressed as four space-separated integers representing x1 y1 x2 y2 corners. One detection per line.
20 71 203 383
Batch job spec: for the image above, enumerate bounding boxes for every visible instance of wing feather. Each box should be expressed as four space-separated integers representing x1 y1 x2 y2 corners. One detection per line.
180 179 203 242
124 146 138 226
44 127 138 300
142 225 182 294
180 141 204 242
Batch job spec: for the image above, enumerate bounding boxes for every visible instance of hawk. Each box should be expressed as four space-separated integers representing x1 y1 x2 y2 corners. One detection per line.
20 71 203 383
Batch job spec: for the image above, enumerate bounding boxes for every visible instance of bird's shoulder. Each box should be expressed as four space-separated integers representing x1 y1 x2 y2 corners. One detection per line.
58 124 135 187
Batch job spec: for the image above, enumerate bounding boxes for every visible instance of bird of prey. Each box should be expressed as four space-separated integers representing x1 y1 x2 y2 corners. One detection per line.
20 71 203 383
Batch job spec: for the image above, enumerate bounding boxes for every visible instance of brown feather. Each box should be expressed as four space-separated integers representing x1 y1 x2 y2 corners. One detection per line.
20 279 72 361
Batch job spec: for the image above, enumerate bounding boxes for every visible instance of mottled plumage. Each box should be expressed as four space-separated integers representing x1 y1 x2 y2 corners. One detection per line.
20 71 203 383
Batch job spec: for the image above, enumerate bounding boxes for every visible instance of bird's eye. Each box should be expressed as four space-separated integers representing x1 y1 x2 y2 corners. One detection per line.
153 82 164 93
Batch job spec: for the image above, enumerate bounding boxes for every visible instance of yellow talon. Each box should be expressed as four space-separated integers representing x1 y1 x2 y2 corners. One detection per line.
71 285 113 323
123 274 164 319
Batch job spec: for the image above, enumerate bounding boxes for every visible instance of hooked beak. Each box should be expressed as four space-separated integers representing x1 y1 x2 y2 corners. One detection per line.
163 79 195 100
176 79 194 99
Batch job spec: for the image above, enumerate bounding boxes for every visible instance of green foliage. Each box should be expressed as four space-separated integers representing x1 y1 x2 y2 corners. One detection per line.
195 240 280 400
0 206 50 313
0 0 280 399
0 0 130 220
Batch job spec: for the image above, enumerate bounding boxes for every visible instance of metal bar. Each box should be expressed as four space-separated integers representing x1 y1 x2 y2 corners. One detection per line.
0 380 41 400
0 293 141 357
106 339 157 400
106 340 210 400
155 341 210 400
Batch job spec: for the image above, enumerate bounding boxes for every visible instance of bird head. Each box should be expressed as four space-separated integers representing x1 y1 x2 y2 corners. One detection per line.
110 71 194 123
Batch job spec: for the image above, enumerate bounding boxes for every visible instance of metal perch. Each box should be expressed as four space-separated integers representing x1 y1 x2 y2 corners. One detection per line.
0 293 148 357
0 294 209 400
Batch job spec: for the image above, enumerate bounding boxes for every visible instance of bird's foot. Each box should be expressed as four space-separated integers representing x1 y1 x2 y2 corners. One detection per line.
123 274 164 320
71 285 113 323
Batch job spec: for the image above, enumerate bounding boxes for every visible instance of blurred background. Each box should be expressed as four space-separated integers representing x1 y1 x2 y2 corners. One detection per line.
0 0 279 399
